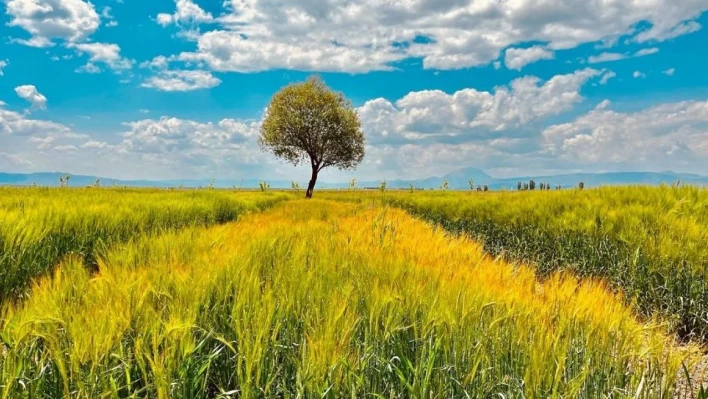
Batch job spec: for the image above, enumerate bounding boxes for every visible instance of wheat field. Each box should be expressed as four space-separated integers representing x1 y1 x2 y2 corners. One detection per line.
0 193 703 398
0 188 705 397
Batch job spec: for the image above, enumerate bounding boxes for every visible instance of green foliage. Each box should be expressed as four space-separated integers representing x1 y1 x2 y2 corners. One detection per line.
259 76 365 197
440 179 449 191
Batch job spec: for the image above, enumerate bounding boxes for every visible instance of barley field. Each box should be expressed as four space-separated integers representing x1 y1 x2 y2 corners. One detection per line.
323 186 708 342
0 188 288 302
0 187 706 397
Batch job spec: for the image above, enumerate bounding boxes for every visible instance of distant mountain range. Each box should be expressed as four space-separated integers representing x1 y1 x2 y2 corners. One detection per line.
1 168 706 189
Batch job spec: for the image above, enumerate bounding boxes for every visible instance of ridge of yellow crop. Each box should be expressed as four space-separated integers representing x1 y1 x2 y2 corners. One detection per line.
0 187 289 302
0 200 699 398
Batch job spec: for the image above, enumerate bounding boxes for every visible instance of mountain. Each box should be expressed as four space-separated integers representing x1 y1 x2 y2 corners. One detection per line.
1 169 706 189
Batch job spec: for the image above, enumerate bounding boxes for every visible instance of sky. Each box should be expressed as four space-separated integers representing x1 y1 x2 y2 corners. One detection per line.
0 0 707 182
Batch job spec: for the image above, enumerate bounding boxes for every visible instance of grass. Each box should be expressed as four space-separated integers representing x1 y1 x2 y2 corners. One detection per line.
321 186 708 341
0 187 289 302
0 199 699 398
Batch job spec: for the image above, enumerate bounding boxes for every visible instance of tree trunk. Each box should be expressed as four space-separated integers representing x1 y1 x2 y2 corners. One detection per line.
306 167 318 198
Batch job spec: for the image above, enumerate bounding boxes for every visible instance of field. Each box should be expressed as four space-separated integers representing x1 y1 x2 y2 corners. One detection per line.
0 188 288 302
346 186 708 342
0 186 706 397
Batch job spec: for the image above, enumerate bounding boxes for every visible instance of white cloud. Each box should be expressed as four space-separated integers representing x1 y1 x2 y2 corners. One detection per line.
634 47 660 57
122 117 257 153
632 20 702 42
101 6 117 27
152 0 707 73
664 68 676 76
587 52 627 64
587 47 659 64
504 46 554 71
14 85 47 111
69 42 134 73
633 71 646 78
175 30 403 73
0 102 72 138
141 70 221 91
542 100 708 170
599 71 617 85
140 56 170 70
75 63 101 74
80 140 111 149
53 144 78 152
0 61 8 76
156 0 213 27
6 0 100 47
358 69 601 143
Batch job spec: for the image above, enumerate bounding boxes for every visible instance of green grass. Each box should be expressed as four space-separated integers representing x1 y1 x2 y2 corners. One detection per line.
0 187 289 302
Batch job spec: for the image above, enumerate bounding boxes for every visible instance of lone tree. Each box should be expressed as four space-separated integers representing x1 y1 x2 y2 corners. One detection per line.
259 76 365 198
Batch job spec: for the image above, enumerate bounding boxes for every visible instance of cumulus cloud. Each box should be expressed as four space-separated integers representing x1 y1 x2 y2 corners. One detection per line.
664 68 676 76
69 42 135 73
0 61 7 76
156 0 214 27
14 85 47 111
150 0 707 73
358 68 601 143
633 71 646 78
141 70 221 91
6 0 100 47
504 46 554 70
542 100 708 170
121 117 257 153
5 1 132 75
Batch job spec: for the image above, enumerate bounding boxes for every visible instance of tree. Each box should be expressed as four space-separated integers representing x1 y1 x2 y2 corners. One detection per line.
529 180 536 190
291 181 302 193
578 181 585 190
259 76 365 198
469 179 475 191
441 179 449 191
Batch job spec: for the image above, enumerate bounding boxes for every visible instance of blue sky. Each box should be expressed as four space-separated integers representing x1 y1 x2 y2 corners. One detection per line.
1 0 707 182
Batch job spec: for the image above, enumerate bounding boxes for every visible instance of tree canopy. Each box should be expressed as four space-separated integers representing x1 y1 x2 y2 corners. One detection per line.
259 76 365 198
